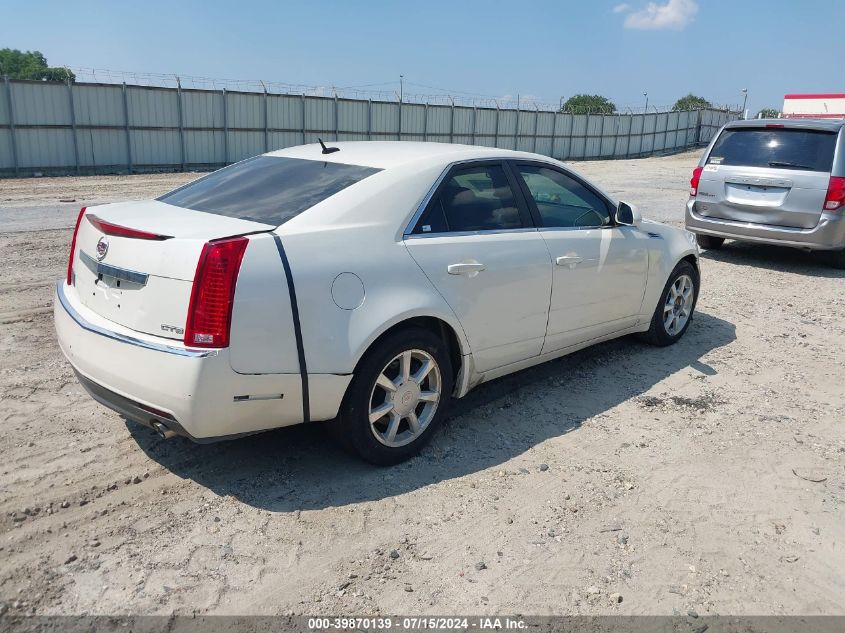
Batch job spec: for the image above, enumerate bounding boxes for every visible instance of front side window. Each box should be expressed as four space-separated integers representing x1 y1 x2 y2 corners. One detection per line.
158 155 382 226
516 165 611 228
419 165 524 233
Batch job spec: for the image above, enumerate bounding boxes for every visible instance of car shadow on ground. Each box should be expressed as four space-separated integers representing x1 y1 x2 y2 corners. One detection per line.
129 311 736 512
700 242 845 278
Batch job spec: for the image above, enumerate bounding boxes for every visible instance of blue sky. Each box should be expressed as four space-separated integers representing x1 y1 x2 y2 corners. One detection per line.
1 0 840 112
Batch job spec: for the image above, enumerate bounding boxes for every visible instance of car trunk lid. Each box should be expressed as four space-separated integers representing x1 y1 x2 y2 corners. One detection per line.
70 200 272 341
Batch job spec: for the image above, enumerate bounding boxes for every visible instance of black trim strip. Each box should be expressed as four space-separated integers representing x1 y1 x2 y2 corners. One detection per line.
80 250 149 286
273 234 310 423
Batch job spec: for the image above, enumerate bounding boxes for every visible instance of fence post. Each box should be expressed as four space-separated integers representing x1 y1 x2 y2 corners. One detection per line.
175 77 185 171
513 105 519 149
334 93 339 142
262 82 269 152
423 103 428 142
532 105 539 153
611 113 621 158
695 109 702 146
122 82 132 174
397 93 402 141
449 98 455 144
4 77 18 176
301 93 307 144
624 113 633 159
67 79 80 175
222 88 228 165
471 106 477 146
550 110 559 159
367 98 372 141
583 111 591 159
494 103 500 148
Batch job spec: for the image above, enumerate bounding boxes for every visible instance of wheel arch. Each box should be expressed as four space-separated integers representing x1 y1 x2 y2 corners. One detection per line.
349 313 468 395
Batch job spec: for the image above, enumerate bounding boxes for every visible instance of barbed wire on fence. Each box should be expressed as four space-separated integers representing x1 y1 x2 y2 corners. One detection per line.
61 67 739 115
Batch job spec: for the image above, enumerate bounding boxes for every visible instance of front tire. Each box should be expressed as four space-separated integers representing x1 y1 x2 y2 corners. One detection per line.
696 234 725 250
335 327 453 465
642 260 699 347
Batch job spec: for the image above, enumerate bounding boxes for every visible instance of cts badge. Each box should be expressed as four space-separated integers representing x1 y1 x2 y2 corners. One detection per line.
96 236 109 261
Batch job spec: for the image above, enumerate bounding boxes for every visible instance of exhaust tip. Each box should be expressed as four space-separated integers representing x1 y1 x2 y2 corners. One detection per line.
152 421 177 440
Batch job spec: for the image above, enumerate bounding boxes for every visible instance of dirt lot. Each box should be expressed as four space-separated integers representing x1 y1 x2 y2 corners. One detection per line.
1 151 844 617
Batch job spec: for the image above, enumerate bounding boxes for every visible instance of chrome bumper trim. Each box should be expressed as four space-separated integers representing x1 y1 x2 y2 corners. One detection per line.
56 281 218 358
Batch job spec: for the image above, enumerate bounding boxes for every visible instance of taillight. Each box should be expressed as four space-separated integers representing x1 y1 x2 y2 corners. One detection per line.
824 177 845 212
87 215 172 240
184 237 248 348
689 166 703 197
66 207 87 285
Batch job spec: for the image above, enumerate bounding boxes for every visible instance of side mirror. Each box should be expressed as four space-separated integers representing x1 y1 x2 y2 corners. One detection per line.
616 201 642 227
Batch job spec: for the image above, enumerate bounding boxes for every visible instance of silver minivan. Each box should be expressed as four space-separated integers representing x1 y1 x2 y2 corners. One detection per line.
685 119 845 268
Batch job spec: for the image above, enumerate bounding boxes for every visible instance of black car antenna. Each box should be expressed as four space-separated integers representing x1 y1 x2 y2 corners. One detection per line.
318 138 340 155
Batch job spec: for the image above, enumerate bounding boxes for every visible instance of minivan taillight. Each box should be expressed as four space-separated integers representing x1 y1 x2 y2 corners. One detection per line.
66 207 87 285
184 237 248 348
824 177 845 212
689 166 703 197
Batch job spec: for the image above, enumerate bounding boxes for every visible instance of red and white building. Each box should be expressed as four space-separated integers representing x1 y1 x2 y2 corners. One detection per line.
782 93 845 119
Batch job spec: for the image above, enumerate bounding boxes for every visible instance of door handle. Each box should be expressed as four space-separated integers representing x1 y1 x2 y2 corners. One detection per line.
556 255 584 268
447 262 486 276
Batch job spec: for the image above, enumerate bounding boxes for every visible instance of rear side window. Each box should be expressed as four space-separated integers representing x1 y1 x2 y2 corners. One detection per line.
417 165 524 233
158 156 381 225
707 128 837 172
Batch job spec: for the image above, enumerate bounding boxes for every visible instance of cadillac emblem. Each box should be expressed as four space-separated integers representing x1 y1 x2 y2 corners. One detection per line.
96 236 109 261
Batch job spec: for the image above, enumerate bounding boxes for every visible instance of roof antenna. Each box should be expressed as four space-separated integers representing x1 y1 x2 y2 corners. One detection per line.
317 138 340 155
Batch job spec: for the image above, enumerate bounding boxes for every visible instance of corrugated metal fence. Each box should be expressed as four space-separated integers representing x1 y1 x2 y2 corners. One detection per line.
0 79 738 177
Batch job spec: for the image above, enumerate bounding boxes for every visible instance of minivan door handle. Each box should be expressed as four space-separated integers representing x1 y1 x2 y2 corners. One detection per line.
447 262 486 276
556 255 584 268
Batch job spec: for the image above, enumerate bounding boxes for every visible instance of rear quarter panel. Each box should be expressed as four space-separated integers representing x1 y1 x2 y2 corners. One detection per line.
278 161 471 376
639 221 699 322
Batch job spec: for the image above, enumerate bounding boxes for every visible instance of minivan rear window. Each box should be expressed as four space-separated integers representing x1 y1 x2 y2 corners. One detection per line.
707 127 837 172
158 156 381 225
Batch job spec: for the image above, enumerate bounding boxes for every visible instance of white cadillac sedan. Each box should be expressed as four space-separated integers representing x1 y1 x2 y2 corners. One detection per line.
55 142 700 464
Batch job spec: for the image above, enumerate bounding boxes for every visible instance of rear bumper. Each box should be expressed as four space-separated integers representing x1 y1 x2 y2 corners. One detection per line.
54 282 351 440
685 200 845 251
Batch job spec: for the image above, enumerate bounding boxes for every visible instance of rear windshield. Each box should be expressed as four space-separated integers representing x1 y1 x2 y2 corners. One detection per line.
158 156 381 225
707 127 837 172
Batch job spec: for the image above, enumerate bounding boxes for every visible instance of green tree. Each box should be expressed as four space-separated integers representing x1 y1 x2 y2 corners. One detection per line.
560 94 616 114
0 48 75 81
672 94 712 111
757 108 780 119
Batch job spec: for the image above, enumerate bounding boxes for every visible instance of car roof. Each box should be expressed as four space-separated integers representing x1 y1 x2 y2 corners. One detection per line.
265 141 538 170
724 118 845 132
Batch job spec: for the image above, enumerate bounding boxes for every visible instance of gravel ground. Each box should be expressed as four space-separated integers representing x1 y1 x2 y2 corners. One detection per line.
1 150 844 616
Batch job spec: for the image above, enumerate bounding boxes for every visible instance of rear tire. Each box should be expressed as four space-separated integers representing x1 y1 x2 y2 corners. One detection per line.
696 234 725 250
332 327 453 466
824 248 845 269
641 260 699 347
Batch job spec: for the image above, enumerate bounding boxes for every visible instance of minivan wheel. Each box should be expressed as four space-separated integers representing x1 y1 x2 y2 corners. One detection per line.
335 327 452 465
696 234 725 250
641 260 699 347
824 248 845 270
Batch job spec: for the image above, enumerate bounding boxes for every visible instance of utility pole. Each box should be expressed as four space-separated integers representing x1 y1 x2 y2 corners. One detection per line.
399 74 404 103
741 88 748 119
643 92 648 114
